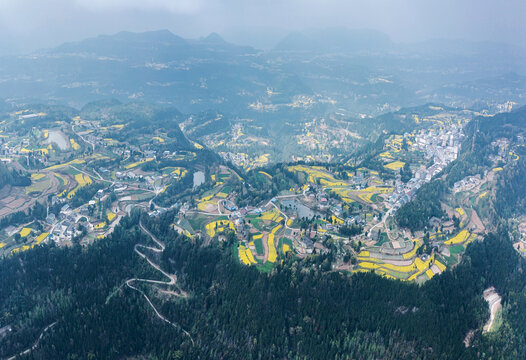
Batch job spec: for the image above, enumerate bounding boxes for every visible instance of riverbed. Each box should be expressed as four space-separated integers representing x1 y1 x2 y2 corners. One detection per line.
193 171 205 189
281 198 322 219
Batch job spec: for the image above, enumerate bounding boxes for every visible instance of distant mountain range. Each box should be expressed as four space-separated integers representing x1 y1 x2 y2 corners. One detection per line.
0 28 524 114
52 30 256 63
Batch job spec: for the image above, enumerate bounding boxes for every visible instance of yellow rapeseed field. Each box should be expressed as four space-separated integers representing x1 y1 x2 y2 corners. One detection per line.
197 201 216 211
426 269 435 279
402 239 422 259
205 220 235 238
31 173 46 180
464 233 477 246
45 158 85 171
329 215 344 225
288 165 346 187
198 194 214 202
384 161 405 170
67 174 92 199
259 171 273 179
435 260 447 272
35 232 49 244
260 210 282 223
267 225 281 263
125 158 154 169
358 193 374 203
358 250 370 258
19 228 32 237
445 230 470 245
245 247 257 264
11 245 33 254
53 172 69 185
70 139 80 150
107 212 116 222
171 167 188 177
94 222 106 229
238 245 251 265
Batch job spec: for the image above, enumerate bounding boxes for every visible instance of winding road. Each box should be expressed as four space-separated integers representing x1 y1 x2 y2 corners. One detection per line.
6 322 57 360
125 221 194 346
72 124 95 152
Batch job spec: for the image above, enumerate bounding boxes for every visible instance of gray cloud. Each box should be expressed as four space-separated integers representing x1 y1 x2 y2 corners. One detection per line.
0 0 524 54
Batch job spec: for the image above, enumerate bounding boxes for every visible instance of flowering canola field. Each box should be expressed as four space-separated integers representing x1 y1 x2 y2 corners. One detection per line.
267 225 281 263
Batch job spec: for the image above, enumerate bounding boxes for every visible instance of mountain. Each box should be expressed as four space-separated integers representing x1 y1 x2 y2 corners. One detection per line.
0 28 524 119
201 32 228 45
50 30 256 63
0 30 290 112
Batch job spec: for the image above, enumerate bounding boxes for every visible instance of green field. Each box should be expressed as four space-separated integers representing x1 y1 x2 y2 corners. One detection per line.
249 218 265 232
253 236 264 255
444 254 459 266
257 262 274 273
25 178 51 195
375 232 389 246
278 237 293 255
63 167 81 176
449 245 465 255
371 194 383 203
136 192 154 201
178 218 194 234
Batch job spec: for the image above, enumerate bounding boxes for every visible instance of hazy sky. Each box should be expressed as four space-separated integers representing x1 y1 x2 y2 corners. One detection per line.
0 0 525 53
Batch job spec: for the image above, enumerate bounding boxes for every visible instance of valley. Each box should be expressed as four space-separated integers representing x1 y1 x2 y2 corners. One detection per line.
0 28 526 360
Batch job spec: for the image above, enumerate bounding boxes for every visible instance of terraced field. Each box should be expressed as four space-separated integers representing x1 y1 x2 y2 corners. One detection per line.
67 174 92 199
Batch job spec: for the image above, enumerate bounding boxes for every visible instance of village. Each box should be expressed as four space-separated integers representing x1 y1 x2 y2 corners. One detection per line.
1 105 523 283
173 109 488 282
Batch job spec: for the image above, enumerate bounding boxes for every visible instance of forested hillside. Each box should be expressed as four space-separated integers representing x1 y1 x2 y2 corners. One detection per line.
0 163 31 188
1 210 525 359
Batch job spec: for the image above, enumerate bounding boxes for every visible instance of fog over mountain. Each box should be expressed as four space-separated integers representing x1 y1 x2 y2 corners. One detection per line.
1 0 525 54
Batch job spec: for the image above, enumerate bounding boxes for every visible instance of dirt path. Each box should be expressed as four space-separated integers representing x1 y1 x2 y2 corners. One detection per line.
269 201 297 231
69 165 113 185
262 233 269 263
186 210 224 217
6 322 57 360
470 209 486 234
483 287 502 333
125 221 194 345
72 124 95 151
